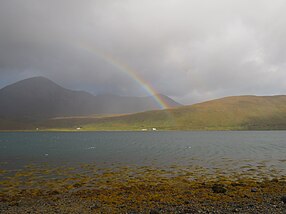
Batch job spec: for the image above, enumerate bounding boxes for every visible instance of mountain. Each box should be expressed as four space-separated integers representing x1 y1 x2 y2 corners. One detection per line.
36 95 286 131
3 77 286 131
0 76 181 120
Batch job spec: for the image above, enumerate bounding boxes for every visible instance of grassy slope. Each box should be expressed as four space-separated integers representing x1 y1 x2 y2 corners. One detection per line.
30 95 286 131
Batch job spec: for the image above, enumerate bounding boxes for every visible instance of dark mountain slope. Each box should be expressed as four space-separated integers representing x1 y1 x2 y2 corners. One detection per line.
0 77 181 119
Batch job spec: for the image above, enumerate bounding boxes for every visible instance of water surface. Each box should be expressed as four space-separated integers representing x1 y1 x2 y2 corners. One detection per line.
0 131 286 175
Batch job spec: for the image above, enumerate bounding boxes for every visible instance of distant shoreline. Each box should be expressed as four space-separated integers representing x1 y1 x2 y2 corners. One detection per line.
1 129 286 132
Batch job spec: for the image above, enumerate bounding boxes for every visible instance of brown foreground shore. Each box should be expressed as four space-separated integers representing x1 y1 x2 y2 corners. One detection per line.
1 164 286 213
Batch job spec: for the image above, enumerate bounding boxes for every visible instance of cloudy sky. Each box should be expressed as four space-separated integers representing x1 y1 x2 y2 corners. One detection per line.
1 0 286 104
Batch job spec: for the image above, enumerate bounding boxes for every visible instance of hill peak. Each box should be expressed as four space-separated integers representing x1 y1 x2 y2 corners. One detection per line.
0 76 66 94
23 76 50 81
14 76 59 85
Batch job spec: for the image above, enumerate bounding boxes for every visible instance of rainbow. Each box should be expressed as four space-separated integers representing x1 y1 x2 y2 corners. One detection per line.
80 45 170 109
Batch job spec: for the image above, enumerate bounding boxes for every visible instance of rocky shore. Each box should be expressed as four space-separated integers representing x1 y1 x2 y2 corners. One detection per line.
1 164 286 213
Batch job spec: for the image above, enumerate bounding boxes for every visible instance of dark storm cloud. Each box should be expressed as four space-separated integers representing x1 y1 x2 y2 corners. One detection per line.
1 0 286 104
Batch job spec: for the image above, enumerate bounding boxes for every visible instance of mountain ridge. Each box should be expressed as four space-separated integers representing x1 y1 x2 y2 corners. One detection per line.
0 76 181 120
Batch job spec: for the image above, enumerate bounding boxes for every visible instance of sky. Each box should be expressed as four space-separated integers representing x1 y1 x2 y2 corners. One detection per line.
1 0 286 104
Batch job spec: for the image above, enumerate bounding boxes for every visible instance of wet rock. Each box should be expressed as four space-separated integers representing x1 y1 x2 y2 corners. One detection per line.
50 190 60 195
150 208 160 214
212 184 227 193
231 182 240 187
90 201 101 209
117 204 126 208
8 201 19 207
233 208 239 212
44 201 57 206
184 200 191 204
127 210 139 214
248 204 255 208
281 196 286 203
73 183 82 188
184 190 192 194
251 187 258 192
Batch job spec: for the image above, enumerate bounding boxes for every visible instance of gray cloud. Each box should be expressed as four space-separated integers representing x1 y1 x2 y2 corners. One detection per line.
1 0 286 104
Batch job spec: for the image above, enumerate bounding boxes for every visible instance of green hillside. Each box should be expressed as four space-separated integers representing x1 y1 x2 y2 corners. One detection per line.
30 95 286 131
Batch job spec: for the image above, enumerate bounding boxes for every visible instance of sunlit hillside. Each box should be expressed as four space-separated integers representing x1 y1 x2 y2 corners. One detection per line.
25 95 286 131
